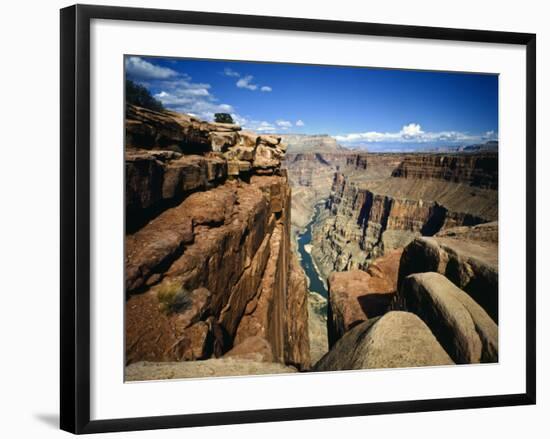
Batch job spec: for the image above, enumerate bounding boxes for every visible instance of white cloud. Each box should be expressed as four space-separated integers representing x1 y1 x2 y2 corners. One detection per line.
236 75 258 91
223 68 240 77
254 121 277 132
295 120 305 127
125 56 177 80
482 130 498 140
276 120 292 129
224 69 272 92
242 120 277 132
154 76 236 121
401 123 424 138
334 123 496 145
128 59 275 125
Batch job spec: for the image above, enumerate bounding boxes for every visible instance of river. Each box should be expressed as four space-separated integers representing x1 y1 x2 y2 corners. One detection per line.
297 203 328 298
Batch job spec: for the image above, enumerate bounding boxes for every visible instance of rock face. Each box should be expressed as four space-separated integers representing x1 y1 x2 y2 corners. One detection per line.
326 249 402 347
391 152 498 189
397 235 498 322
125 106 310 378
126 104 287 230
346 153 368 170
399 273 498 363
311 153 498 279
314 311 454 371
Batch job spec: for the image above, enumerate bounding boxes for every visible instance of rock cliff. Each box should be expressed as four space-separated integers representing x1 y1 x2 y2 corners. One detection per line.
311 152 498 279
391 152 498 189
125 105 310 378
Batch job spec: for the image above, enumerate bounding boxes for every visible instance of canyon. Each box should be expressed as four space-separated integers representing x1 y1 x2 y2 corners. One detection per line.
285 135 498 368
125 107 499 380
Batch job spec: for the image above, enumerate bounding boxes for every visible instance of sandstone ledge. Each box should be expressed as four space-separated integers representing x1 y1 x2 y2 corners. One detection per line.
126 359 297 381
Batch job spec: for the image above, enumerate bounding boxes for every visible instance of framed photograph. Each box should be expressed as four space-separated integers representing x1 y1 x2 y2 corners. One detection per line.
60 4 536 434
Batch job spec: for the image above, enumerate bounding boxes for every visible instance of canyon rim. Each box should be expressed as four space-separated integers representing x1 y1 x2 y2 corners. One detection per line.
123 56 499 381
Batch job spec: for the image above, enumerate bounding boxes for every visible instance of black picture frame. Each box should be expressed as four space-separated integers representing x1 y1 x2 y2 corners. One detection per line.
60 4 536 434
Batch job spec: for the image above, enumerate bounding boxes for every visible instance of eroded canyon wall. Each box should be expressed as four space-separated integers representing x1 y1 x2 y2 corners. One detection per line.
311 152 498 279
124 105 310 375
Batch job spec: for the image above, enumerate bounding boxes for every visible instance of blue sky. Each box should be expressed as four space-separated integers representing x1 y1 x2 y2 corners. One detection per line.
125 55 498 151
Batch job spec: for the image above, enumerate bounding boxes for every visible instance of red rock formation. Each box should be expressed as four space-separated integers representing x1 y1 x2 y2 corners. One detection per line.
326 249 402 347
125 107 311 377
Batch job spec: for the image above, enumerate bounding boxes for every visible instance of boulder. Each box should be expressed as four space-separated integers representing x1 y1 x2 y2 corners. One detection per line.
315 311 454 371
326 249 402 346
399 272 497 363
398 236 498 321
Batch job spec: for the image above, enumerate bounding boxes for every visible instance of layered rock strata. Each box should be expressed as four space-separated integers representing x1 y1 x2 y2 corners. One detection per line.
125 106 310 377
311 153 498 279
391 152 498 189
126 104 287 230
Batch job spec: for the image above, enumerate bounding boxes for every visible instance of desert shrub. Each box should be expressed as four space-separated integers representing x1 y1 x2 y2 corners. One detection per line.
126 79 164 112
214 113 234 124
157 280 193 314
